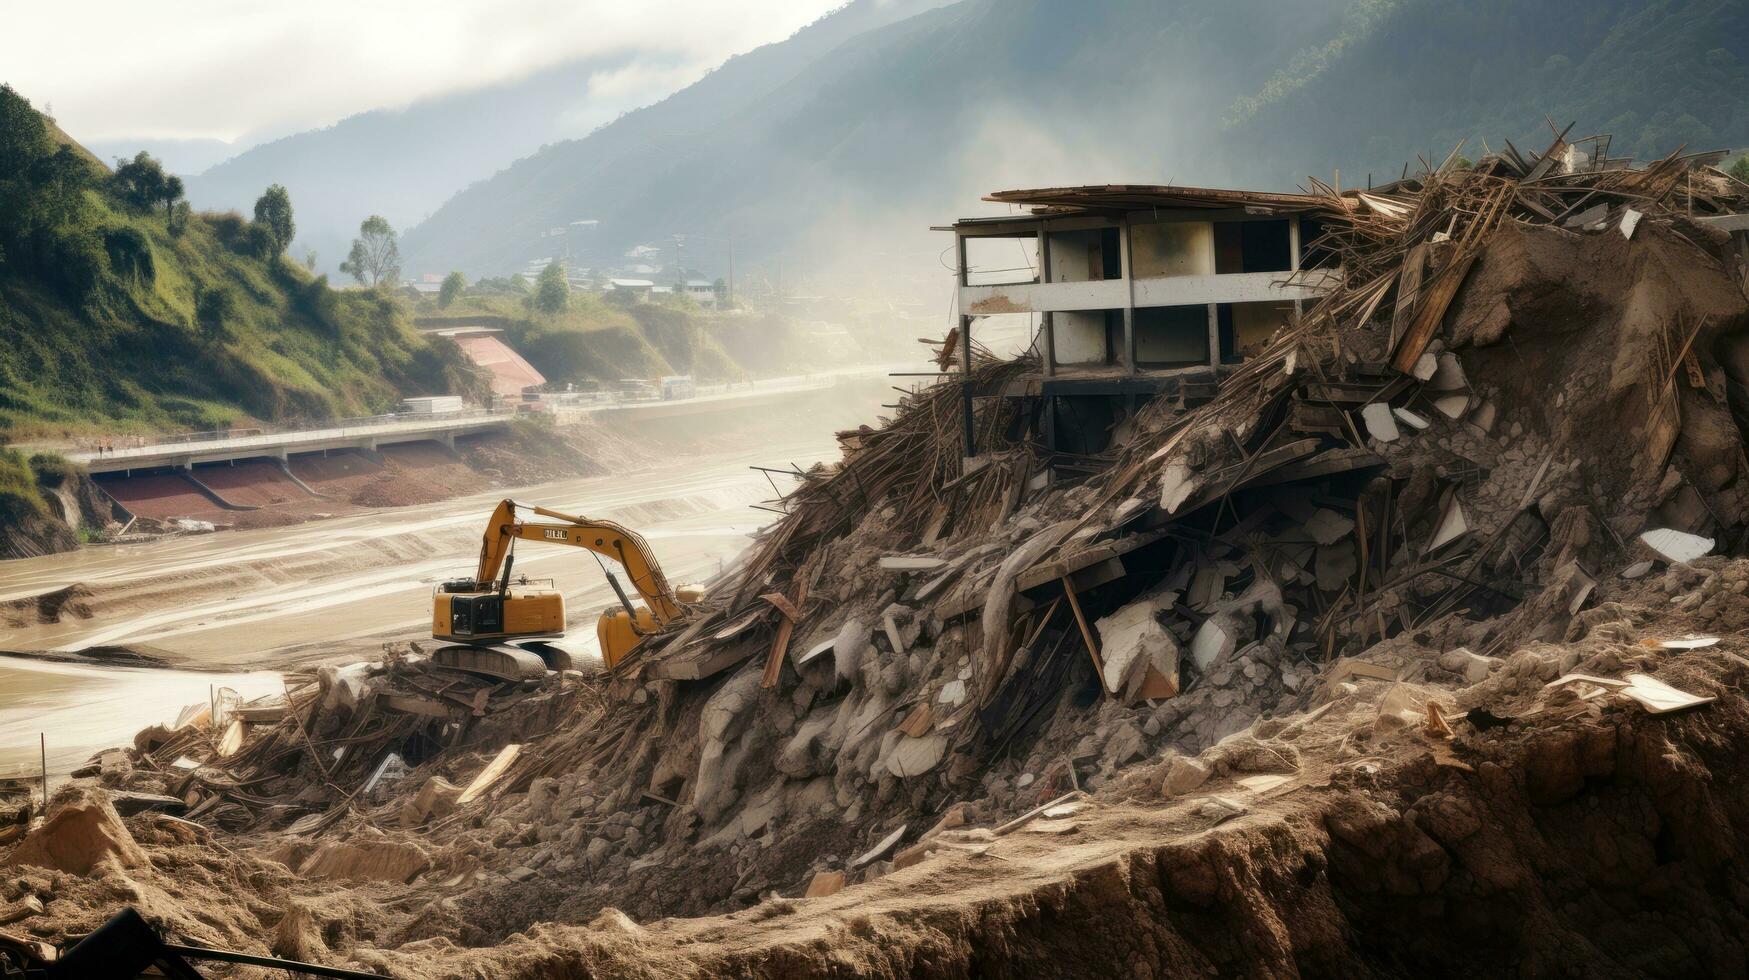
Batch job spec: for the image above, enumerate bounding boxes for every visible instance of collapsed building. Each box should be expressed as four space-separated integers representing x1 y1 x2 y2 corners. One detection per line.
13 133 1749 977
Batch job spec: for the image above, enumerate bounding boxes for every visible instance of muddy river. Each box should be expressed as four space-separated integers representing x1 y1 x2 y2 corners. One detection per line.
0 425 852 782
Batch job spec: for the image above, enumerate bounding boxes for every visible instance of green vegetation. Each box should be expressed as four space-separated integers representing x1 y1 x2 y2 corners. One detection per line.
438 271 465 308
0 85 481 438
421 281 757 387
340 214 400 287
530 261 568 315
111 150 185 224
0 448 50 524
252 184 295 259
1731 156 1749 184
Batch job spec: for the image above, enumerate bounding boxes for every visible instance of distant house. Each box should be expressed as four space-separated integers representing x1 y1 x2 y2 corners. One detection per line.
609 278 655 300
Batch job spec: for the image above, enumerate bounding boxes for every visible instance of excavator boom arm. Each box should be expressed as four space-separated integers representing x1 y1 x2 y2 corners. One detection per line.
471 499 683 624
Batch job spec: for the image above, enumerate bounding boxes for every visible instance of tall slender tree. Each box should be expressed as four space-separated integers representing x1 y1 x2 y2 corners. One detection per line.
339 215 400 287
252 184 295 259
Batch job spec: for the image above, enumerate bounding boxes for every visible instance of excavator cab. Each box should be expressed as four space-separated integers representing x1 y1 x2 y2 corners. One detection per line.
432 499 688 670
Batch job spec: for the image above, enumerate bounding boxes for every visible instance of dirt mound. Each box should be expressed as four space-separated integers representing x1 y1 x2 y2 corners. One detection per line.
0 584 95 628
3 788 148 876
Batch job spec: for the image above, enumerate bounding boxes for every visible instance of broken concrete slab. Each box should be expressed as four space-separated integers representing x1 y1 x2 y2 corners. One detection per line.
1429 352 1468 392
1620 208 1643 239
1432 393 1471 419
1438 647 1496 685
399 776 463 828
1360 402 1400 442
1095 588 1181 701
1190 615 1237 671
1640 528 1713 564
1160 461 1202 514
1428 495 1470 551
1393 407 1431 430
852 825 907 868
1622 673 1714 713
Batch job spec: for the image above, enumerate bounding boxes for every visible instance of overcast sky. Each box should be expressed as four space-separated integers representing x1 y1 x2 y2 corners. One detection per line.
3 0 845 144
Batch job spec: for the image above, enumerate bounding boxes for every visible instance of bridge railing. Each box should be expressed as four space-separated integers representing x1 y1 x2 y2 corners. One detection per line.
78 407 511 456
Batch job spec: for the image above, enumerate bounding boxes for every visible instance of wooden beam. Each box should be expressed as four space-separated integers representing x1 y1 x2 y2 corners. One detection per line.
1061 577 1105 696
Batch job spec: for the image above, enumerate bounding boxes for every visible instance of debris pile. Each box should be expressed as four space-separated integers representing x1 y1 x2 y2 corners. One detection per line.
11 131 1749 976
90 644 585 840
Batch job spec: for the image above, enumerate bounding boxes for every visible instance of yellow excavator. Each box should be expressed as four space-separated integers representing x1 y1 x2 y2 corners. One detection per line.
432 499 691 672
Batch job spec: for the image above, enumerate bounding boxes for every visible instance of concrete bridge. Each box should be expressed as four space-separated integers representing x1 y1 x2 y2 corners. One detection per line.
70 410 515 475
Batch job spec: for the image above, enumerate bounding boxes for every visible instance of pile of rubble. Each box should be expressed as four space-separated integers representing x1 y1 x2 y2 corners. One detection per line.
9 131 1749 976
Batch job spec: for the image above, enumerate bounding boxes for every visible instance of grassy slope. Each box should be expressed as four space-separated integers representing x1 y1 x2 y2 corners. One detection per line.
0 190 480 441
427 290 770 385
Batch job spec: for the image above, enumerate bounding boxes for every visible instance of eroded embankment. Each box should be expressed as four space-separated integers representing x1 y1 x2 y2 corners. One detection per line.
352 621 1749 978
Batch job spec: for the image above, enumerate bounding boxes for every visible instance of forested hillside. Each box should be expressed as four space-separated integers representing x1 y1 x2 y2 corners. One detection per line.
400 0 1749 283
0 85 479 440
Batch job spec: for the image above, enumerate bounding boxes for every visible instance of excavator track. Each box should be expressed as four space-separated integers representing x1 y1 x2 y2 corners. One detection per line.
431 644 549 682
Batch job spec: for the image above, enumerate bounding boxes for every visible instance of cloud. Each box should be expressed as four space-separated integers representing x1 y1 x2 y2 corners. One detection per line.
1 0 844 142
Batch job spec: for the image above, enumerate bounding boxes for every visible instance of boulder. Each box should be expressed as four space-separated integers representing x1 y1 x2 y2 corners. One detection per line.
1161 755 1211 797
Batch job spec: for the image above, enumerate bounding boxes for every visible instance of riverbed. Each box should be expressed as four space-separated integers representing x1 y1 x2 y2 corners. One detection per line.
0 419 855 781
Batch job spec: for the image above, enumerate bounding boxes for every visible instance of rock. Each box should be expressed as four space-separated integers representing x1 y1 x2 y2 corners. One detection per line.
695 669 766 821
506 866 537 882
1162 756 1211 797
1438 647 1496 685
1103 722 1147 769
881 733 948 778
776 709 843 779
3 790 149 877
399 776 463 828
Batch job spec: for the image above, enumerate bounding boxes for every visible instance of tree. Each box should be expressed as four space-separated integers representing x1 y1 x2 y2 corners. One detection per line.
339 215 400 287
161 174 183 223
252 184 295 258
531 261 568 315
111 151 181 222
1731 156 1749 185
438 271 465 308
195 285 235 343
